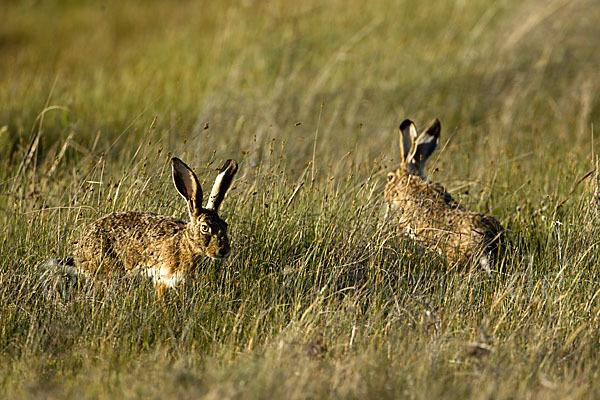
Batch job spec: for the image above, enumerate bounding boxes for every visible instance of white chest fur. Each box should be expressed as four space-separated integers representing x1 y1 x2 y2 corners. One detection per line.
138 266 185 289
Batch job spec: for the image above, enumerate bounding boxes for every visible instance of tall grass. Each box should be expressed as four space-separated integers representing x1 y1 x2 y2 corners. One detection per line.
1 0 600 398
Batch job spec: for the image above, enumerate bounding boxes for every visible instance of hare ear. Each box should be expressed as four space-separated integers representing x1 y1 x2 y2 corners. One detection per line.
412 118 440 178
206 159 238 211
172 158 203 220
399 119 417 163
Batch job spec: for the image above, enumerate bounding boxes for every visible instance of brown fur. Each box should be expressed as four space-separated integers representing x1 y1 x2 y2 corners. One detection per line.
73 211 228 275
385 119 504 266
70 158 238 297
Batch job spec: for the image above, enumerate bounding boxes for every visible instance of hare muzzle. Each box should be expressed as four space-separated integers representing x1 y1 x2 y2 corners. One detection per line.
208 232 231 259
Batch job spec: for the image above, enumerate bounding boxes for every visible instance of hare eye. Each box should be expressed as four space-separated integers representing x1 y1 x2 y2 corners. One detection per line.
387 173 395 182
200 224 210 234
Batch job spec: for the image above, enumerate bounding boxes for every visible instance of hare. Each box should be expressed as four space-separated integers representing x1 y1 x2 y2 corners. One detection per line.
384 118 504 269
67 157 238 298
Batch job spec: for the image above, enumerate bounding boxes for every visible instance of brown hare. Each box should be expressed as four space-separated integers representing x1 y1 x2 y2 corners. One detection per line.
57 157 238 298
384 118 504 269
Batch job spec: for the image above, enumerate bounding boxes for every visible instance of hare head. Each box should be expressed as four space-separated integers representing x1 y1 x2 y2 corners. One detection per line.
172 157 238 259
384 118 444 232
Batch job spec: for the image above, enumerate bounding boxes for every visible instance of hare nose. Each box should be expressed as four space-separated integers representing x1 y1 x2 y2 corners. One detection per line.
217 249 230 258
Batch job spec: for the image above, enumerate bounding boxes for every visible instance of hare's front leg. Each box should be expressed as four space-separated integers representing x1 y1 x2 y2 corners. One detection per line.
156 282 168 300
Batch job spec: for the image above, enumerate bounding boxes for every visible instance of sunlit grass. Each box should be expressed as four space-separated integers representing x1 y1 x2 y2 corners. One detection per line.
1 0 600 398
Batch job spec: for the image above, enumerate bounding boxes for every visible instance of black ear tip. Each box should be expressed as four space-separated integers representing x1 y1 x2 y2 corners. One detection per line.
222 159 239 174
399 119 414 131
424 119 441 137
172 158 197 177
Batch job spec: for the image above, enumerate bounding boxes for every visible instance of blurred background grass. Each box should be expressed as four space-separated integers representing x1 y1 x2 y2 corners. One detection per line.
1 0 600 398
3 0 598 177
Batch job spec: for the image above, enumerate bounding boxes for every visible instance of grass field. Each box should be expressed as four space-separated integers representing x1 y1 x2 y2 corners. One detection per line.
1 0 600 398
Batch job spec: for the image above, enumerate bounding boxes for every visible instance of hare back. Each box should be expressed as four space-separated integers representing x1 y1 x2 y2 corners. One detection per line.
444 211 504 263
73 211 194 276
385 172 504 263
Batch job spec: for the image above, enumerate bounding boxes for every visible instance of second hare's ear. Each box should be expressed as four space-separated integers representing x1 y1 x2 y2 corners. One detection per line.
172 158 203 219
206 159 238 212
399 119 417 164
412 118 440 178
